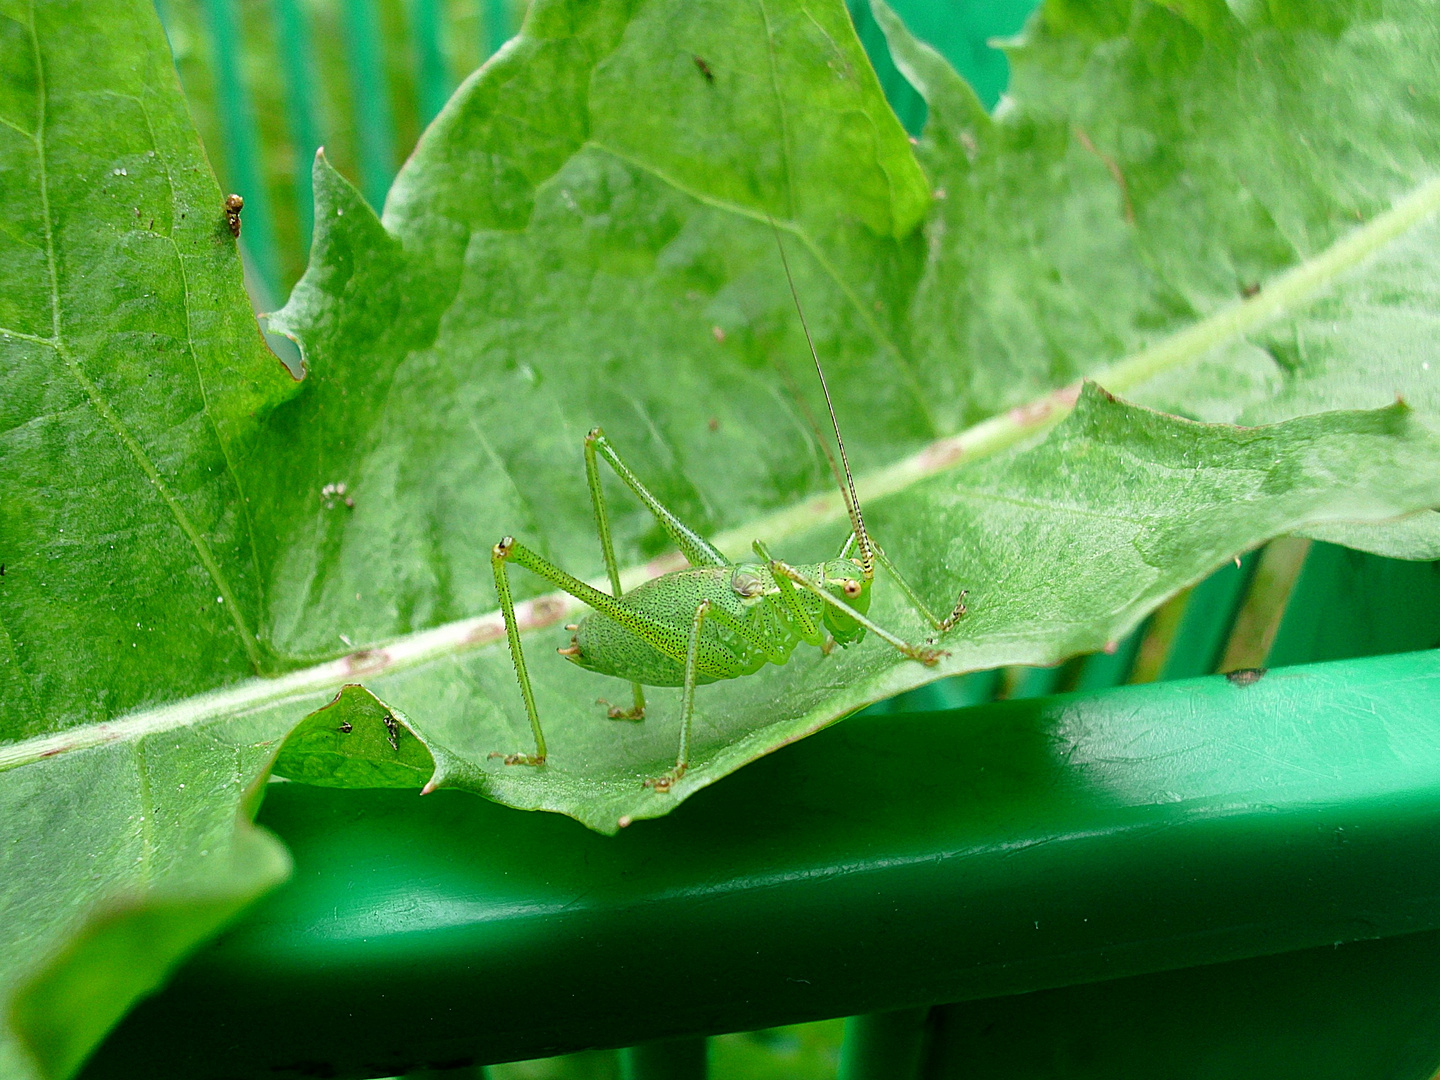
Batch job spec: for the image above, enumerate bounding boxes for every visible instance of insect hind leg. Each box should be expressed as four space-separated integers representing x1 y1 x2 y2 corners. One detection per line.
488 535 692 767
488 538 548 766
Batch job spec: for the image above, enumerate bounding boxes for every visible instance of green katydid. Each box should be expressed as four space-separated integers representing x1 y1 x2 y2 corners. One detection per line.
489 229 968 792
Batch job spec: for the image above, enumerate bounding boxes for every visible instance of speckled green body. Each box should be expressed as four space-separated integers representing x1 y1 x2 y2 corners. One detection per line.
567 559 871 687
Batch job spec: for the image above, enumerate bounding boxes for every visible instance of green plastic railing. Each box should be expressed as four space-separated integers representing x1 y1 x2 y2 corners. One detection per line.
86 639 1440 1079
96 2 1440 1078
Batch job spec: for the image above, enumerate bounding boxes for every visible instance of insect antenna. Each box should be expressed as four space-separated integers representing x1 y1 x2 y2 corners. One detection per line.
771 360 853 525
768 218 874 579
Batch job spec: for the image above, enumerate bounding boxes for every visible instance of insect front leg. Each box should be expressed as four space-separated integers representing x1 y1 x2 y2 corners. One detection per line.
866 539 968 638
752 539 822 645
769 557 948 666
645 599 712 794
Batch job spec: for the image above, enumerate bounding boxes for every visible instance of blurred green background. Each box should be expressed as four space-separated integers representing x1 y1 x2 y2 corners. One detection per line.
154 0 1037 309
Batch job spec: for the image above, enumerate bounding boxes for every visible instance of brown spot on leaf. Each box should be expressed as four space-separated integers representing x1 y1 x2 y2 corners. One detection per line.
224 193 243 237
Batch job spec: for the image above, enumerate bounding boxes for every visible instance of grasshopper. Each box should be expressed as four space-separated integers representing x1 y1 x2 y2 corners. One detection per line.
490 232 967 791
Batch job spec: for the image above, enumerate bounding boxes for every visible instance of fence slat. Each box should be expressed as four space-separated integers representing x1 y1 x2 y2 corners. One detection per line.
199 0 283 299
271 0 321 258
341 0 397 213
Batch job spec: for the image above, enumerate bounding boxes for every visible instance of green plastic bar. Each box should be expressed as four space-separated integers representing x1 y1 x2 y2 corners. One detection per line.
838 1007 929 1080
919 547 1440 1078
481 0 510 58
917 928 1440 1079
86 649 1440 1078
410 0 450 126
618 1037 707 1079
271 0 321 257
342 0 398 213
200 0 283 298
1160 551 1260 681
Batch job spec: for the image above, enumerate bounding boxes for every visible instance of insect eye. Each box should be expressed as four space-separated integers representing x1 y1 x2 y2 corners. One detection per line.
842 579 862 598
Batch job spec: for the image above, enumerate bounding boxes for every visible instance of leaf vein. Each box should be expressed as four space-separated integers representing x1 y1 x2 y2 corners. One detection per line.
24 8 264 673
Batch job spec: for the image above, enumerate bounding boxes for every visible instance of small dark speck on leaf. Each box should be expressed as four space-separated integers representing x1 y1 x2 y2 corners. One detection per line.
338 721 353 734
1226 667 1267 686
693 55 714 83
708 417 719 432
224 193 244 237
1241 281 1261 298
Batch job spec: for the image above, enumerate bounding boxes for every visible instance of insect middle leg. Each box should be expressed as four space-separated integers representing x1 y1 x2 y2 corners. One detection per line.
583 428 730 720
838 531 968 637
644 599 712 794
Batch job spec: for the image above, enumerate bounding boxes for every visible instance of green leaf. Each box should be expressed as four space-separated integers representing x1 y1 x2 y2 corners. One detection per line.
272 684 481 792
354 386 1440 832
0 3 294 740
872 0 1440 551
9 823 289 1080
6 0 1440 1070
0 1 298 1074
248 0 1440 832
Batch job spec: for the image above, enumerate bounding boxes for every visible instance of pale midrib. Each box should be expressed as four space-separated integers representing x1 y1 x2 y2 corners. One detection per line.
3 172 1438 775
23 8 263 671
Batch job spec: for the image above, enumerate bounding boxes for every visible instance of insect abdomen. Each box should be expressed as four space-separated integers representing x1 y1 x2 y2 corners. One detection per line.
565 567 778 687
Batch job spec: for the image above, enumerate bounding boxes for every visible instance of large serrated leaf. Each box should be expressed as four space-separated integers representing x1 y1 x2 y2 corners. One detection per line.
5 0 1440 1074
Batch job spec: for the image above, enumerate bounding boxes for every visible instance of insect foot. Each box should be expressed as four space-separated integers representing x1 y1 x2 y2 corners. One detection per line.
905 645 949 666
598 699 645 721
644 765 687 793
488 751 546 766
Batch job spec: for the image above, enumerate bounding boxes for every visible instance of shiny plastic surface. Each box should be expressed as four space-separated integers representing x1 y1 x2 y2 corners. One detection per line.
922 928 1440 1080
87 650 1440 1078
